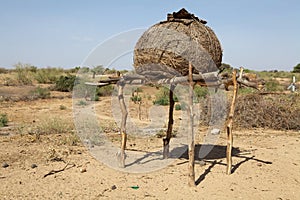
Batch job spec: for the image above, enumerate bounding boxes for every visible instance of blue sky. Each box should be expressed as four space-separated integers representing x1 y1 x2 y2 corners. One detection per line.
0 0 299 71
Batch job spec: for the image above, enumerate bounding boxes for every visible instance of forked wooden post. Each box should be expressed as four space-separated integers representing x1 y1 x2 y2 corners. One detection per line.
163 84 176 159
117 82 128 168
187 62 196 187
226 69 241 174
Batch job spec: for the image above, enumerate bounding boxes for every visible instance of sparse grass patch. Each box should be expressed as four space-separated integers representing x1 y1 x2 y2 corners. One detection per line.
59 132 80 146
155 129 177 138
194 85 208 101
31 86 51 99
59 105 67 110
135 87 143 93
265 79 284 92
35 117 70 135
175 102 188 111
100 120 119 133
238 87 256 95
77 100 88 106
3 77 18 86
91 95 100 101
0 113 8 127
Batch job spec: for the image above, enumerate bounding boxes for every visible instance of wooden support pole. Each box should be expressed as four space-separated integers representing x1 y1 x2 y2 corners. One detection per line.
117 82 128 168
226 69 239 175
187 62 196 187
138 101 142 120
163 84 176 159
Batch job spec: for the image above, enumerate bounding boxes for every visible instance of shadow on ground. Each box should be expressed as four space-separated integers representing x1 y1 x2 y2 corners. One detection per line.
172 144 272 185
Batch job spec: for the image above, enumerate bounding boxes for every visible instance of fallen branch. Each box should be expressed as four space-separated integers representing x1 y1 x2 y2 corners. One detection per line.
258 92 290 95
43 162 75 178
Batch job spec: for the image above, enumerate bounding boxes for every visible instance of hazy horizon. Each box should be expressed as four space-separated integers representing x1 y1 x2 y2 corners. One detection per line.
1 0 299 72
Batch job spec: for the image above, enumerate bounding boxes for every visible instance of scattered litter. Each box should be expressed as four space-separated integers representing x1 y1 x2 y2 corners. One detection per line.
31 164 38 169
257 163 263 167
130 186 139 190
2 162 9 168
79 167 87 173
211 128 220 135
111 185 117 190
199 160 206 166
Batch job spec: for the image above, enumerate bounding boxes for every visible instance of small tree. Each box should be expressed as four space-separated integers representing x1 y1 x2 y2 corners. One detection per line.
293 63 300 73
53 75 76 92
91 65 105 78
220 63 232 71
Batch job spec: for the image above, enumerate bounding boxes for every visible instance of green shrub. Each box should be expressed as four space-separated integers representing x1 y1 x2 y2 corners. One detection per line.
104 68 116 74
293 63 300 73
0 114 8 127
59 105 67 110
77 100 87 106
66 66 80 73
265 79 284 92
153 87 178 105
3 77 18 86
194 85 208 101
131 95 142 103
91 95 100 101
153 96 169 105
175 104 181 110
34 68 61 84
14 63 32 85
0 68 8 74
34 70 47 83
53 75 76 92
96 85 114 96
31 86 51 99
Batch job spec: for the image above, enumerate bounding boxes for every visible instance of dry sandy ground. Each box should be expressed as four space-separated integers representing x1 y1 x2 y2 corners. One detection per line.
0 88 300 200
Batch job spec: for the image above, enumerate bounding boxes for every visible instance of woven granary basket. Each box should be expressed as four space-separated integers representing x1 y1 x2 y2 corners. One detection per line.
133 8 223 76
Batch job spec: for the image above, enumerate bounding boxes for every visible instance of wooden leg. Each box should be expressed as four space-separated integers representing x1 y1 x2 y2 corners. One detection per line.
163 84 176 159
117 83 128 168
138 101 142 120
226 70 239 175
188 62 195 187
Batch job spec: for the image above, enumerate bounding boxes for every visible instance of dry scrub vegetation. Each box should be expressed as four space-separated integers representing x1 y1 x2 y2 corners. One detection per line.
235 93 300 130
0 65 300 199
1 65 300 131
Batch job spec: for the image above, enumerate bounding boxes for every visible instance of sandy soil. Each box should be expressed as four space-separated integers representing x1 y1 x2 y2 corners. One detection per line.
0 87 300 199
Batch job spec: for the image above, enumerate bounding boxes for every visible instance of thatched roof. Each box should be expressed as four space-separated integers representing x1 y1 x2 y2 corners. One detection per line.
133 8 223 77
